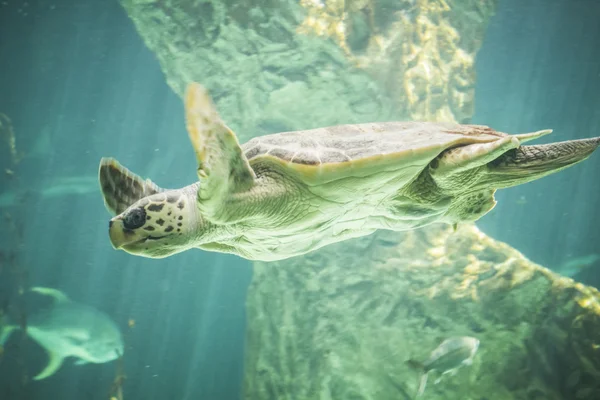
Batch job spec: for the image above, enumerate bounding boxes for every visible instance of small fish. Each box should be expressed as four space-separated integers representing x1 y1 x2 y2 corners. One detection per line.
0 287 124 380
406 336 479 397
515 195 527 205
555 254 600 278
0 176 99 208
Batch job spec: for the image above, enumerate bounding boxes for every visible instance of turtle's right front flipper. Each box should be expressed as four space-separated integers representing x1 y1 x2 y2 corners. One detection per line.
98 158 164 215
184 82 256 222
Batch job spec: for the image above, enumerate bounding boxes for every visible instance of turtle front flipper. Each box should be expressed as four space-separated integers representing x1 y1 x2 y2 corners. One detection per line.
184 82 256 222
99 158 164 215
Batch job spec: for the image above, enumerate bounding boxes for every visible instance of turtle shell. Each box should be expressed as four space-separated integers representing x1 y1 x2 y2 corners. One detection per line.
242 121 506 186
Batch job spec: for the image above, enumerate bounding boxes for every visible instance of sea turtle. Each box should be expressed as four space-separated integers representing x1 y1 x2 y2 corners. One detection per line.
99 83 600 262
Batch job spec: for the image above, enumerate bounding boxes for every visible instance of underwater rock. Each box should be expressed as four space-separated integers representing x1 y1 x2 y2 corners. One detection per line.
120 0 388 141
245 224 600 400
297 0 499 123
120 0 496 139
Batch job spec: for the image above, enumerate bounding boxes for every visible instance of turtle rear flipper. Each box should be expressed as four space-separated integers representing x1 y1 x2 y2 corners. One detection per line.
99 158 164 215
184 82 256 222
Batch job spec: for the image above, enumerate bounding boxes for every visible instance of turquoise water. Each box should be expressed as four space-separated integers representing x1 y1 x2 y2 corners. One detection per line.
0 0 599 399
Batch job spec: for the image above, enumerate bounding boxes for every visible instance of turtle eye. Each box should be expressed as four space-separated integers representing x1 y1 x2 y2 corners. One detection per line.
123 208 146 230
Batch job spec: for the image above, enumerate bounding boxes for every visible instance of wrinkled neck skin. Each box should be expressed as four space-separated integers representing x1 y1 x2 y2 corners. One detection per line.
192 164 301 259
185 184 265 257
178 184 221 250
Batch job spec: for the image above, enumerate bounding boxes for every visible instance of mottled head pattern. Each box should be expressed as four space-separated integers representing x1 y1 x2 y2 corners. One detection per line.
108 190 196 258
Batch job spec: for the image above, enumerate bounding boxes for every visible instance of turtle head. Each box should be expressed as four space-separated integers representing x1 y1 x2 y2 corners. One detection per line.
108 190 200 258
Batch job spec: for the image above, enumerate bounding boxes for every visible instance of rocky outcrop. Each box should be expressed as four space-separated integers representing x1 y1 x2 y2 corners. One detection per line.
245 225 600 400
120 0 497 141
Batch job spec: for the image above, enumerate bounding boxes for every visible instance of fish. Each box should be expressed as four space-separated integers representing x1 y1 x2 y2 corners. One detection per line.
554 254 600 278
0 176 99 208
0 287 124 380
406 336 480 397
515 195 528 205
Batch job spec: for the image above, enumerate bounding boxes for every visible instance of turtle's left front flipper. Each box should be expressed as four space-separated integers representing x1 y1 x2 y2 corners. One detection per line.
184 82 256 222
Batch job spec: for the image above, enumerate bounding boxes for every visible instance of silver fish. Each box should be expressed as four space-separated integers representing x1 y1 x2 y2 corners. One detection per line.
407 336 479 397
0 176 99 208
0 287 124 380
555 253 600 278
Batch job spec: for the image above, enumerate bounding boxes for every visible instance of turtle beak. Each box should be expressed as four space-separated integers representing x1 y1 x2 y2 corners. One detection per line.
484 136 600 189
108 218 139 249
